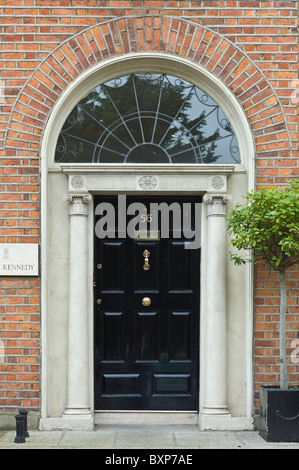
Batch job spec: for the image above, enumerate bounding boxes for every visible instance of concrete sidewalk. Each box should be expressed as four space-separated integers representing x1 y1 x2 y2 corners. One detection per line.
0 425 299 449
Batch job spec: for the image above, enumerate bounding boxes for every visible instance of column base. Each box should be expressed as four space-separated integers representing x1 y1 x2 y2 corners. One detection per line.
40 414 94 431
40 408 94 431
63 406 92 416
200 406 231 430
59 407 94 430
200 414 254 431
202 405 231 415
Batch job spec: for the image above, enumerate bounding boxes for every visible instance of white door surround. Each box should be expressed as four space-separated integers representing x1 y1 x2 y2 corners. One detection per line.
61 166 236 431
39 54 255 431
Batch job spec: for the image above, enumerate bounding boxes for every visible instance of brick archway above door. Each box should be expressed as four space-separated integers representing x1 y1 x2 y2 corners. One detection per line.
5 15 291 165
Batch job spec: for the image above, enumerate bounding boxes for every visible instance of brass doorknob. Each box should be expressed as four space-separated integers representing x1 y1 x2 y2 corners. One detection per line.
142 297 151 307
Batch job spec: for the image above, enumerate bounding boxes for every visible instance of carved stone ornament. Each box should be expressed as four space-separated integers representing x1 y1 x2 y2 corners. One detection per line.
211 176 224 190
203 192 232 217
63 191 92 216
71 175 84 189
138 175 158 190
64 192 92 203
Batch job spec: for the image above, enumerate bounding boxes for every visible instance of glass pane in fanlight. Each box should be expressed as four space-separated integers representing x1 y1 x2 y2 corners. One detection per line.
55 73 240 164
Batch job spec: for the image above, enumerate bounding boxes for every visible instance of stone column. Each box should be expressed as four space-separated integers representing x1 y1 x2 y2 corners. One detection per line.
62 190 93 429
202 192 232 423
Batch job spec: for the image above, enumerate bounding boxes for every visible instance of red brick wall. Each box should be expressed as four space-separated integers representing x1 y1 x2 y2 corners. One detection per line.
0 1 298 415
0 279 40 411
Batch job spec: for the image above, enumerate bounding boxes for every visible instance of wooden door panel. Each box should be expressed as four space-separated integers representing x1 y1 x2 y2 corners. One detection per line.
135 311 159 362
153 374 191 394
168 242 192 292
100 241 125 292
170 311 191 361
102 373 141 396
100 312 124 362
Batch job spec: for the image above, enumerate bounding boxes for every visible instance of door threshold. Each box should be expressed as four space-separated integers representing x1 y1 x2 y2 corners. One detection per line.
95 411 198 426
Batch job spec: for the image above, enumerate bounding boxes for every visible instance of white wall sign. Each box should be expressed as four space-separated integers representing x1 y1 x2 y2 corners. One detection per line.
0 244 39 276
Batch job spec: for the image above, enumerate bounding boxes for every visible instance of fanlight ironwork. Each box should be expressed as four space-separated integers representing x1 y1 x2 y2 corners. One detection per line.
55 73 240 164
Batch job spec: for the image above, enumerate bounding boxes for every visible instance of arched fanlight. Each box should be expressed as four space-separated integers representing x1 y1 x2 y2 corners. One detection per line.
55 73 240 164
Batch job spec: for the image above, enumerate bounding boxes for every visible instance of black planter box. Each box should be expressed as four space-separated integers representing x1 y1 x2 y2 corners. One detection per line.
259 385 299 442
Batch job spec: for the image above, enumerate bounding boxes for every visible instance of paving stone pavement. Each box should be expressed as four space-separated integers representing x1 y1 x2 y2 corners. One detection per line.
0 425 299 450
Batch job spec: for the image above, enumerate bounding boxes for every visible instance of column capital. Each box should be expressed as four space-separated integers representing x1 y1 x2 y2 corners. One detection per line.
63 191 92 216
203 192 232 217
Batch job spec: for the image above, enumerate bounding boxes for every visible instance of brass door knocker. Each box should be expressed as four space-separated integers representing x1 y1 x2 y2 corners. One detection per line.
143 249 150 271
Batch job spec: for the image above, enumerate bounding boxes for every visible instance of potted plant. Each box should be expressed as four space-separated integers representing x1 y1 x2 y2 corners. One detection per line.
226 180 299 442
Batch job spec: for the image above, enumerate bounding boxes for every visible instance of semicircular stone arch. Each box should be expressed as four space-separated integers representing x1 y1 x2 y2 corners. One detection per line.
5 15 292 169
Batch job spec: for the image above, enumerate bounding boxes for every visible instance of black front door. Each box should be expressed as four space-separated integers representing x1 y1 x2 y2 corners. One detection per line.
94 196 200 411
